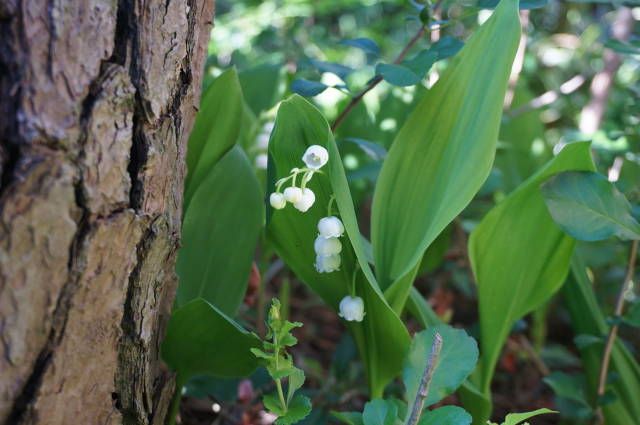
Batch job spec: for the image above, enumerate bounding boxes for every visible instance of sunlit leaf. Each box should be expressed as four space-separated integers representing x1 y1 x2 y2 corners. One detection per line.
371 0 521 311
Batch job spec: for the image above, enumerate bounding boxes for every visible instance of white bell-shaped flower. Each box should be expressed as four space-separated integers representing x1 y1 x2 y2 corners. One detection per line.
293 188 315 212
315 253 341 273
262 121 275 134
256 133 270 150
317 216 345 238
269 193 286 210
284 187 303 203
254 153 268 170
339 296 365 322
302 145 329 170
314 236 342 256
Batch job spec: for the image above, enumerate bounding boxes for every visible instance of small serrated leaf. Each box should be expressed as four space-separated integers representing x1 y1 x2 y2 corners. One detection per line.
277 394 312 425
419 406 472 425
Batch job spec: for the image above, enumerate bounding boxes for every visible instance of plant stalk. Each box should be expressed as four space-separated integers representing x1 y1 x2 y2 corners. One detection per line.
404 332 443 425
596 239 638 423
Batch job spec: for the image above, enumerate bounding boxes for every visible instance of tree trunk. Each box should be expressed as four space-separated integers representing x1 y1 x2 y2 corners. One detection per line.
0 0 214 424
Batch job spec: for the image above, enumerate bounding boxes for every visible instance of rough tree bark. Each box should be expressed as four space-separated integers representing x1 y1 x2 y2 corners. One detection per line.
0 0 214 424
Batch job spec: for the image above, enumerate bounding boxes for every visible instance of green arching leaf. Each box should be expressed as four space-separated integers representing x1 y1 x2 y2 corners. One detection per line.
501 408 556 425
362 399 397 425
266 95 410 397
185 68 244 208
467 142 596 422
176 146 263 315
404 325 478 408
562 254 640 424
371 0 521 309
161 299 260 381
419 406 472 425
541 171 640 241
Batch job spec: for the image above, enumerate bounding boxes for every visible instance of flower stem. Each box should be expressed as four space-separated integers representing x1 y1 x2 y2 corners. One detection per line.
351 263 360 297
276 378 287 412
327 195 336 216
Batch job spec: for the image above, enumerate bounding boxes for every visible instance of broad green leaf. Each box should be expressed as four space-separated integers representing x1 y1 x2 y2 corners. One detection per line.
419 406 471 425
267 95 410 397
541 171 640 241
404 325 478 408
239 63 284 115
176 146 263 315
468 142 595 421
371 0 521 310
185 68 244 208
277 394 312 425
161 299 260 381
501 408 556 425
362 399 397 425
291 79 329 97
562 254 640 424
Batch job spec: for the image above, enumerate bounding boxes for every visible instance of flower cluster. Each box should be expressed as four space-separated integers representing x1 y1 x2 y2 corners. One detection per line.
253 121 273 170
314 216 344 273
269 143 365 322
269 145 328 212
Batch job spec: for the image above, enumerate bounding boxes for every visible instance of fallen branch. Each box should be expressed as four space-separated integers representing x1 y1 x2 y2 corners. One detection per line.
405 332 444 425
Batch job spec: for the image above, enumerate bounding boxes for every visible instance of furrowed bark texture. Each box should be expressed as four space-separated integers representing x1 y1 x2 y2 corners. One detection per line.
0 0 214 424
